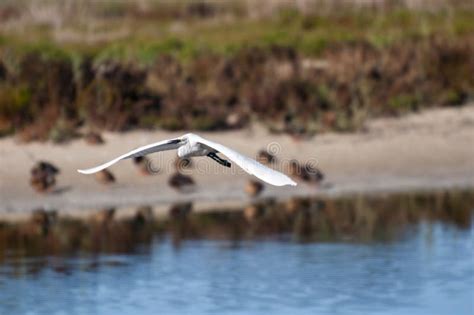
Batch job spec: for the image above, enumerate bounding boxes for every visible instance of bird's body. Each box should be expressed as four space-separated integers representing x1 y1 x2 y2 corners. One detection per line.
289 159 324 185
78 133 296 187
84 131 104 145
30 161 60 193
95 169 116 185
245 180 265 197
257 149 276 165
168 172 195 192
177 139 211 158
133 156 153 175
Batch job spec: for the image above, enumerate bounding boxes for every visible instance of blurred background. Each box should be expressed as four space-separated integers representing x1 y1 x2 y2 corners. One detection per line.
0 1 473 314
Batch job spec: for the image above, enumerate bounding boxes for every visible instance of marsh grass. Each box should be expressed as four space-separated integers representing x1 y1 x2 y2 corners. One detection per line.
0 1 473 139
2 4 473 63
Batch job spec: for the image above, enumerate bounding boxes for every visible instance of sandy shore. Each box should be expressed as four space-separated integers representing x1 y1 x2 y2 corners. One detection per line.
1 105 474 218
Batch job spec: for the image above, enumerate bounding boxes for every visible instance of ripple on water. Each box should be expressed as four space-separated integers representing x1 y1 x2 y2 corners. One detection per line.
0 190 473 315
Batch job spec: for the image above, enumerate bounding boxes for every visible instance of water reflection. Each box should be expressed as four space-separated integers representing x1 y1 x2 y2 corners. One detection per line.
0 190 473 315
0 189 472 275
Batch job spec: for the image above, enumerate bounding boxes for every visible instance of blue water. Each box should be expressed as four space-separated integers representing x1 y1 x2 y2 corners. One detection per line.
1 223 473 315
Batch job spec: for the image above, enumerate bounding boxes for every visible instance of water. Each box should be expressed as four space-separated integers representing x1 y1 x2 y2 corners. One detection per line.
1 222 472 315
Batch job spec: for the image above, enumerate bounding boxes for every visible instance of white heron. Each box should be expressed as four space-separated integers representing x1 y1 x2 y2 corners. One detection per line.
77 133 297 187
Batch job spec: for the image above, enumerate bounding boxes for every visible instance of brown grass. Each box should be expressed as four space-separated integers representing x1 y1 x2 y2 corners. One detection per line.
1 35 472 141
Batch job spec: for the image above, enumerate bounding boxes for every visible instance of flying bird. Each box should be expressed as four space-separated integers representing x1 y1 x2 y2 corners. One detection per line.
78 133 296 187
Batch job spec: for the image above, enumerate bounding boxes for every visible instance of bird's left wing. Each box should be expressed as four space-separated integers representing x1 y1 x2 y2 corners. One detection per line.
77 138 183 174
195 136 297 187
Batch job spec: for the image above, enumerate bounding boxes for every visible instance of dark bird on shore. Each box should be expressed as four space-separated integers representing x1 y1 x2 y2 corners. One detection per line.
256 149 276 165
30 161 60 193
245 180 264 197
168 172 195 192
30 175 55 193
95 169 115 185
288 159 324 185
32 161 60 177
288 159 302 178
83 131 104 145
302 163 324 184
133 156 154 175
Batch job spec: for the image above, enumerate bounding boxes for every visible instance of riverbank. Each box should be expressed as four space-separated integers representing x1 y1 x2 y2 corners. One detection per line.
1 104 473 219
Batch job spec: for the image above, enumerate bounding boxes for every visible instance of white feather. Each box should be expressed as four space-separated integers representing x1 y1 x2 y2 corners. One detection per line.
77 133 297 187
190 134 296 187
77 138 181 174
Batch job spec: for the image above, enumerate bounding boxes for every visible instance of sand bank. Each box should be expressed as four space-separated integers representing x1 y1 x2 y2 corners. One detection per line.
1 105 473 218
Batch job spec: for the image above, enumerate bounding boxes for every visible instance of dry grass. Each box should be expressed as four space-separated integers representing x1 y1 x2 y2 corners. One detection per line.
1 35 473 141
0 0 473 140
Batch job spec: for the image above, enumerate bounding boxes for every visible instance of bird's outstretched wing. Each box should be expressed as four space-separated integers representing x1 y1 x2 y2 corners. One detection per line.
77 138 183 174
195 135 297 187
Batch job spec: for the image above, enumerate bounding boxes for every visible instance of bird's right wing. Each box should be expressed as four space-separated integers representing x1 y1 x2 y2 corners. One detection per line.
77 138 183 174
195 135 297 187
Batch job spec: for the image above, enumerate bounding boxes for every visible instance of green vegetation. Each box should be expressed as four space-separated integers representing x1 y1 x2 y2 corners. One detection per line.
0 1 473 140
1 2 473 64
